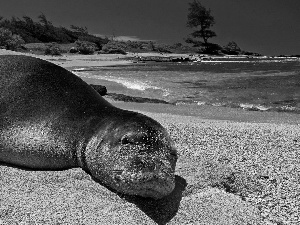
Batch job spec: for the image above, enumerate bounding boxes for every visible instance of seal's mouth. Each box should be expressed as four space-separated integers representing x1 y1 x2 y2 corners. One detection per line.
112 170 175 199
129 179 174 199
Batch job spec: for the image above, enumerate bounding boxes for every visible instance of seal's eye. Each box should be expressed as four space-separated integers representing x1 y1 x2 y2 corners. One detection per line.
121 136 130 145
120 133 138 145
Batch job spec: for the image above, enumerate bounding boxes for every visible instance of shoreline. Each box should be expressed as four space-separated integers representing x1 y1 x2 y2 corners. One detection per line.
3 49 298 69
106 99 300 125
1 49 299 124
0 49 133 67
0 49 196 68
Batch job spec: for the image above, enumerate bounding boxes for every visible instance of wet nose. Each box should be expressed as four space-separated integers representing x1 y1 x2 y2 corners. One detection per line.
121 132 152 145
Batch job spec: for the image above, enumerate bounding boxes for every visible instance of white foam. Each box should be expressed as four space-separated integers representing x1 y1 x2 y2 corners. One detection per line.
102 76 159 91
240 103 255 109
256 105 271 111
240 103 271 111
73 72 170 95
211 103 225 107
199 58 298 63
280 105 298 111
201 60 253 63
72 68 87 71
196 101 206 106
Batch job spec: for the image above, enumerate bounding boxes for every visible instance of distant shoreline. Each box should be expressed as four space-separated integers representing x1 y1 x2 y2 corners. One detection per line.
1 49 299 69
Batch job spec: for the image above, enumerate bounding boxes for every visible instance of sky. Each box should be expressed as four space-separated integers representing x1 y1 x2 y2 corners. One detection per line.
1 0 300 55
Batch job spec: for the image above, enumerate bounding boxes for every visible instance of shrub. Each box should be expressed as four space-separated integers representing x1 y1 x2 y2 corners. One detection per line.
101 41 127 55
104 48 127 55
69 47 78 53
0 28 25 50
198 43 222 55
77 35 107 49
126 41 143 50
173 43 183 48
44 43 62 55
155 44 173 53
222 41 241 55
75 40 96 54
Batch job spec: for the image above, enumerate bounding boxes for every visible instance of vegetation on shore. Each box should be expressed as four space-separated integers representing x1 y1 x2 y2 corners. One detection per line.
0 14 109 55
0 12 261 56
0 14 108 46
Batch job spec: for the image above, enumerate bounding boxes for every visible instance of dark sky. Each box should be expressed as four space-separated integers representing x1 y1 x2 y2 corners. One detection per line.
1 0 300 55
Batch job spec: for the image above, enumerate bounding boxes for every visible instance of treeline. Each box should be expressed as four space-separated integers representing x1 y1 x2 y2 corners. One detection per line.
0 14 108 48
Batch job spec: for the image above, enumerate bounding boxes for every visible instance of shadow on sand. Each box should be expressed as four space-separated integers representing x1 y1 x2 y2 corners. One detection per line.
117 175 187 225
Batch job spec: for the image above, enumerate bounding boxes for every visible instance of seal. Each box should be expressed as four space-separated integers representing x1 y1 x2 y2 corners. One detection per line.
0 55 177 199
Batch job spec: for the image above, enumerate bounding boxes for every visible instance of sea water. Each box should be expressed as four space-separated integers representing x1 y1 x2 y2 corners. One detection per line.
73 57 300 113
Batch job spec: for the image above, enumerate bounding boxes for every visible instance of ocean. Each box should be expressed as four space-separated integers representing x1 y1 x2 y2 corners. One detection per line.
73 57 300 114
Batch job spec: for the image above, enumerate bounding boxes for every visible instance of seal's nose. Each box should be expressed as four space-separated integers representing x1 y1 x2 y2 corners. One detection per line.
121 132 153 145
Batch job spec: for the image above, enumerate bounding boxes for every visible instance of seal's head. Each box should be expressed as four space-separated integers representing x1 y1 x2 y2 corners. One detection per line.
83 111 177 199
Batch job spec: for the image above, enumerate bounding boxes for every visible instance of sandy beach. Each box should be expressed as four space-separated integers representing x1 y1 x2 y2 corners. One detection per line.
0 49 192 68
1 50 300 224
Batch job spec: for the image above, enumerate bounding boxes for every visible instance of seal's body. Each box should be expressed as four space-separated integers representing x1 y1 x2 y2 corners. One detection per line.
0 55 177 199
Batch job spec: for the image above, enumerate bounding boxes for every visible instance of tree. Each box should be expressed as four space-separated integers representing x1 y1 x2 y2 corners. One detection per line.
70 25 88 34
186 0 216 46
38 13 53 28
